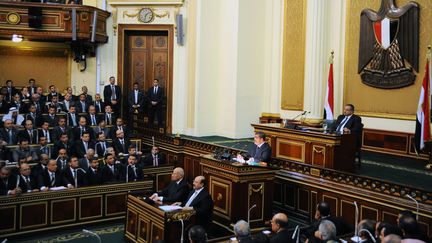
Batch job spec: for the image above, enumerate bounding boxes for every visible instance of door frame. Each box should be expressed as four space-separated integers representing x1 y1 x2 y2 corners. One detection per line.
117 24 174 134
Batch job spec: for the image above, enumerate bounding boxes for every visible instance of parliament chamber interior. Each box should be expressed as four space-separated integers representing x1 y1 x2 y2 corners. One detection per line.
0 0 431 242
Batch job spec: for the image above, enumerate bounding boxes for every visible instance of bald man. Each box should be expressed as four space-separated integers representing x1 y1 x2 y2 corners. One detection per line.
150 167 189 204
182 175 214 229
270 213 294 243
382 234 401 243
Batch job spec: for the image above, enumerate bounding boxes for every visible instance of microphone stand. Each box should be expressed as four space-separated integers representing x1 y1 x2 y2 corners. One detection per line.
180 219 184 243
247 204 257 224
405 194 419 221
357 229 377 243
291 225 300 243
82 229 101 243
291 111 307 121
350 201 360 242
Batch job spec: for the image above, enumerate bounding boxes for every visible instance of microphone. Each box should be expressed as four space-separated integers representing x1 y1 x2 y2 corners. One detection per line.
351 201 360 242
291 111 307 121
357 229 377 243
180 219 184 243
82 229 101 243
405 194 419 221
292 225 300 243
247 204 257 224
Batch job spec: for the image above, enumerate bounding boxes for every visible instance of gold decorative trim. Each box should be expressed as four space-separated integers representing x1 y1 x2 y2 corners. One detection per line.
19 201 48 230
312 145 326 167
210 177 231 218
105 193 127 216
154 10 170 19
276 138 305 162
138 215 150 242
125 209 138 240
50 198 76 224
0 206 16 233
79 195 103 220
6 12 21 25
248 182 265 223
310 168 320 177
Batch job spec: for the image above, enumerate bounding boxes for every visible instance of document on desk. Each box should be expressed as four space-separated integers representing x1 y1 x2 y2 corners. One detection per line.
159 205 182 212
49 186 67 191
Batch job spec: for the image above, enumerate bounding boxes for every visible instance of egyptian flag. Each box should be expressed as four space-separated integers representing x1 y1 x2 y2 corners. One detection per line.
414 61 431 152
324 63 334 120
374 18 398 49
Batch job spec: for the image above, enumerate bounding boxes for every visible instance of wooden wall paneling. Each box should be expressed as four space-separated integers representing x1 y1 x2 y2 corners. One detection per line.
311 191 318 221
284 184 295 209
322 195 338 217
138 215 150 242
0 206 15 233
151 222 164 242
360 205 379 222
79 195 102 220
311 143 326 167
126 210 138 240
276 138 306 163
341 200 356 226
51 199 76 224
105 193 127 216
273 181 283 206
20 202 47 230
249 182 265 222
297 188 310 214
382 211 398 225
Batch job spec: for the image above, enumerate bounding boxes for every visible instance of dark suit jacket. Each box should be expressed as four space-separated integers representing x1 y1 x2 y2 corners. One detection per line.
0 128 18 145
73 140 95 158
147 86 164 104
62 167 88 188
37 129 54 143
92 100 105 113
72 125 94 141
158 179 190 203
120 164 144 182
0 176 17 195
47 92 63 102
60 100 75 112
18 129 39 144
25 112 42 127
0 100 9 113
95 141 111 157
100 163 124 184
37 170 65 189
331 114 363 147
182 189 214 228
128 90 145 111
248 142 272 163
76 101 89 113
31 163 47 178
103 85 122 103
269 229 294 243
42 114 59 127
52 126 72 142
36 145 52 158
110 125 130 139
141 153 166 167
79 157 93 170
112 138 131 155
56 158 70 171
101 113 117 126
10 101 28 114
17 174 38 192
52 141 73 158
86 167 102 186
86 113 101 126
66 113 79 127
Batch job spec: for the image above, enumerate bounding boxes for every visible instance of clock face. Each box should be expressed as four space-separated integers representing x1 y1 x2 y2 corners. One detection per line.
6 12 21 25
139 8 154 23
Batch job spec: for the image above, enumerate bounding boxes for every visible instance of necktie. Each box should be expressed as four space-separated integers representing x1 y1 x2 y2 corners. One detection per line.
72 114 77 126
102 142 106 152
92 115 96 125
8 129 12 144
81 102 86 111
107 114 111 125
153 155 158 166
45 130 50 143
154 87 157 94
84 142 88 151
97 102 101 112
110 165 114 173
29 130 33 143
135 91 138 104
62 160 66 169
336 116 349 132
25 176 31 190
73 169 77 188
185 191 199 207
51 173 55 186
111 86 116 99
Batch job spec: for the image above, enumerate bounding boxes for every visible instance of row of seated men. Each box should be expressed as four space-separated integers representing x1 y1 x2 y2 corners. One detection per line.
0 144 166 194
222 202 430 243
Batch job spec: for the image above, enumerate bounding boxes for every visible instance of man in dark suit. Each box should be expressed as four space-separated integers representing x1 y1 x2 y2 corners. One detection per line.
62 156 88 188
102 105 117 126
36 137 52 159
18 120 38 144
31 153 49 179
17 163 39 193
181 175 214 229
103 76 122 113
86 105 100 126
100 153 124 184
331 104 363 135
0 119 18 145
47 85 63 102
52 134 73 159
10 93 28 114
81 86 93 104
76 94 89 114
120 154 144 182
4 80 17 103
86 158 102 186
72 116 94 141
0 166 20 196
269 213 294 243
25 104 42 127
73 132 95 158
35 87 47 108
52 117 72 143
92 93 105 113
0 94 9 114
110 117 130 138
147 79 164 126
246 131 272 163
128 82 145 113
141 146 166 167
38 121 54 144
46 95 62 113
95 132 111 158
60 93 75 112
112 129 130 155
38 159 66 191
27 78 36 96
66 106 79 128
42 106 59 127
93 120 111 140
56 148 70 171
149 167 189 204
78 148 95 170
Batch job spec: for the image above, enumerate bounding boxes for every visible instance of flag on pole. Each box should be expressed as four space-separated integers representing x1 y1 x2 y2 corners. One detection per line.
324 52 334 120
414 58 431 152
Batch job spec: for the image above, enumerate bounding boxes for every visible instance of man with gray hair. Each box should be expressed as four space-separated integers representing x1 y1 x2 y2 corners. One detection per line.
234 220 254 242
382 234 402 243
149 167 189 204
318 220 338 242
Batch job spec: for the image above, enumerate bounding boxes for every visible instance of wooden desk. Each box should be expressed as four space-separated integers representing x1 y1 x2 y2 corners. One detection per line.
252 123 356 173
125 195 195 243
200 155 277 230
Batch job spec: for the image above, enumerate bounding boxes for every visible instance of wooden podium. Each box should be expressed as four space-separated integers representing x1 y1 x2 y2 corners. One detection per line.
125 195 195 243
252 123 357 173
200 155 277 230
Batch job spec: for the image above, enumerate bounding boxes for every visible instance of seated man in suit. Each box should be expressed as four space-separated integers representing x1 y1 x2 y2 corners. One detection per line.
95 132 111 158
240 131 272 163
122 145 143 165
73 132 95 159
79 148 96 170
141 146 166 167
12 139 37 164
56 148 70 171
86 105 100 127
112 129 130 155
62 156 88 188
330 104 362 135
43 106 59 127
181 175 214 229
149 167 189 204
31 153 49 179
101 153 124 184
18 119 38 144
38 159 66 191
0 166 20 196
87 158 102 186
52 117 72 143
17 163 39 193
270 213 294 243
120 154 143 182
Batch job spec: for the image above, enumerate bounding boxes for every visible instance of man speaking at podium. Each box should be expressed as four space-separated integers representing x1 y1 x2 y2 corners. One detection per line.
247 131 272 163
